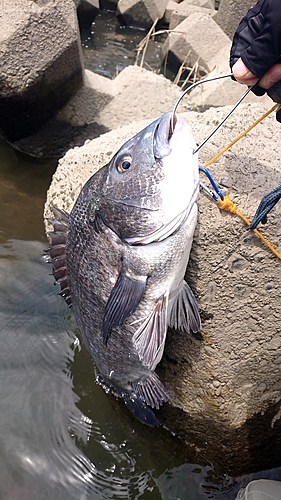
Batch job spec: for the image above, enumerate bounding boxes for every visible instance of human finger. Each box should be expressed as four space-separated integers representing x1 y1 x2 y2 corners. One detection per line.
259 63 281 89
232 58 258 85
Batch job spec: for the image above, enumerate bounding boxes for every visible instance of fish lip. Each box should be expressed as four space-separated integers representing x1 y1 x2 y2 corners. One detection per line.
153 112 176 159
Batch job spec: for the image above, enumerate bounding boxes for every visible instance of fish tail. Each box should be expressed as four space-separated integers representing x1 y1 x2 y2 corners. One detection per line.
122 392 160 427
97 372 170 427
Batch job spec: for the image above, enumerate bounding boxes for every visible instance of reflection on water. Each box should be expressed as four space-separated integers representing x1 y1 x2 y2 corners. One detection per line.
0 138 57 242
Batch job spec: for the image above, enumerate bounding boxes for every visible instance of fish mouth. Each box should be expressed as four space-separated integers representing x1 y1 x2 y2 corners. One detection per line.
153 112 176 160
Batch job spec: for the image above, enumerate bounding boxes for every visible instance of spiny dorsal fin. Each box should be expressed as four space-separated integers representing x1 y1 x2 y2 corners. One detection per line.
46 205 72 307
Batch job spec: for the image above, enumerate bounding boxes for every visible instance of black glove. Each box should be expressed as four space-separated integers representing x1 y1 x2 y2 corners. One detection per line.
230 0 281 105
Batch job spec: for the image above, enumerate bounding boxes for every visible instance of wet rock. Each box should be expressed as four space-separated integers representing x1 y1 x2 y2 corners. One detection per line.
214 0 254 38
44 102 281 473
116 0 169 29
0 0 84 143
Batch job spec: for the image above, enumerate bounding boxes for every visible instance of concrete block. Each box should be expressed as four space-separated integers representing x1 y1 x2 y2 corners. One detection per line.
163 0 179 25
58 69 115 127
11 69 115 157
214 0 254 39
98 65 184 130
162 12 230 73
10 65 185 157
169 3 215 30
0 0 84 142
44 103 281 473
117 0 169 29
182 0 215 8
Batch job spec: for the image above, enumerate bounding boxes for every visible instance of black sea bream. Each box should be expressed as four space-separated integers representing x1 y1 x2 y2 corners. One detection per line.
48 112 201 426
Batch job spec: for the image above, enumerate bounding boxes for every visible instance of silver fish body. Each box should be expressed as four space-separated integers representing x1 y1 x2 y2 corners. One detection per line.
48 112 201 426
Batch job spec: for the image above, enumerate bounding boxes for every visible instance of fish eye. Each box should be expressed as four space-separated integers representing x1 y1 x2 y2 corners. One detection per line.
117 156 132 173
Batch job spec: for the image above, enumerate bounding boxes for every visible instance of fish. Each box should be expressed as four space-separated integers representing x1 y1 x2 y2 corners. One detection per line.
47 111 201 427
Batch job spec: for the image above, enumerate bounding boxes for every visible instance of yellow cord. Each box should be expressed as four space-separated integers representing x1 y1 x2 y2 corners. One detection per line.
204 103 279 168
218 196 281 259
204 103 281 259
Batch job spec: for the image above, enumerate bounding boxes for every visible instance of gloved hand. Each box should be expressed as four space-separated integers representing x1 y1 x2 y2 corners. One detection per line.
230 0 281 114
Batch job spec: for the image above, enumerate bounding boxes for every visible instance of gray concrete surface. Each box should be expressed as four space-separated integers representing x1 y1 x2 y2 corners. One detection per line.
0 0 84 142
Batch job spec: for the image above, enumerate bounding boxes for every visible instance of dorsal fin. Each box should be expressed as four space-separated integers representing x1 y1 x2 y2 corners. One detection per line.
46 205 72 307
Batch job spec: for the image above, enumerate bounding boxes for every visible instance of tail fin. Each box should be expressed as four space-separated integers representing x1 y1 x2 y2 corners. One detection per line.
123 393 160 427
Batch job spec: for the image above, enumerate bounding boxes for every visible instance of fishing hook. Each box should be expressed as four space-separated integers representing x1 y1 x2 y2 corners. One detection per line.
172 72 253 153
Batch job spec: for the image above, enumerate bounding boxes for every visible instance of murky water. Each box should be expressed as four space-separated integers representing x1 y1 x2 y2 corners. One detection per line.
1 10 281 500
81 10 165 78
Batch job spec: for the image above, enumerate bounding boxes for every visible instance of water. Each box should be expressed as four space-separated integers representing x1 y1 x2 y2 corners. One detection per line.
81 10 164 78
1 11 281 500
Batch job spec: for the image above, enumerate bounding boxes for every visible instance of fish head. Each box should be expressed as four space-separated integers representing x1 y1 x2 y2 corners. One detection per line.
98 112 199 243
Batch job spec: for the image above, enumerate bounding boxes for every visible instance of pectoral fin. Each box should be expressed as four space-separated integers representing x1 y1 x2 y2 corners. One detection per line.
102 264 147 345
169 280 201 333
133 294 168 370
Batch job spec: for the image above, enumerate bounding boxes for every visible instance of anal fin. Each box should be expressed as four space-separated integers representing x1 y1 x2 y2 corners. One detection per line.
169 280 201 333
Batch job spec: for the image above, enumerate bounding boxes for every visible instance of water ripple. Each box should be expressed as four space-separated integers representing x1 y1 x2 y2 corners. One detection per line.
0 240 160 499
